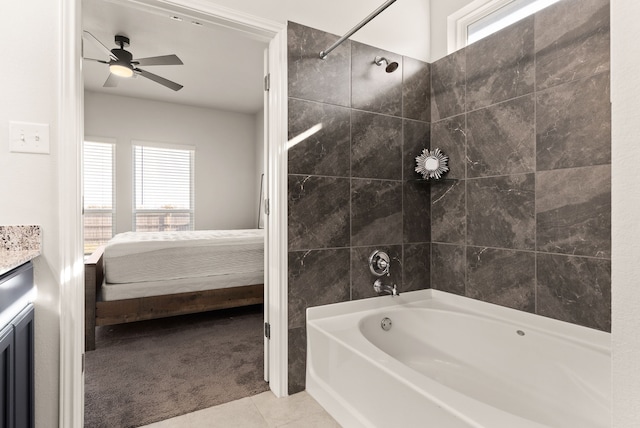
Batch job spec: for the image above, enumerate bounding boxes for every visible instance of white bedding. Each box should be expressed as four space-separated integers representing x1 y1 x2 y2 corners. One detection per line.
104 229 264 285
101 271 263 301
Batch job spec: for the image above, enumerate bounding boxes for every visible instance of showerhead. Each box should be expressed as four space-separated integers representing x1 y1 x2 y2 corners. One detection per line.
374 56 399 73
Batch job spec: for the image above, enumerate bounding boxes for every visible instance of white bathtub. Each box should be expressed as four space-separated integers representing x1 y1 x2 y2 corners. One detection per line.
306 289 610 428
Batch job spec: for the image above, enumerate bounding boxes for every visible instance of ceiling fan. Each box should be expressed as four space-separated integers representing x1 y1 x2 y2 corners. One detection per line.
83 31 184 91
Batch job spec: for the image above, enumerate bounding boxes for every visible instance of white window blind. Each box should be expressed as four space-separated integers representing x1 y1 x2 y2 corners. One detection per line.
133 142 195 232
83 140 115 254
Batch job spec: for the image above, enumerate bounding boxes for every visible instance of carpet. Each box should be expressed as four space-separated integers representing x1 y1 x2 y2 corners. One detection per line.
84 305 269 427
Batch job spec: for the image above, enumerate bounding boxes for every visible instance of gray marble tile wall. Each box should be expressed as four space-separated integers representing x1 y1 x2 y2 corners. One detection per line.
430 0 611 332
287 21 431 394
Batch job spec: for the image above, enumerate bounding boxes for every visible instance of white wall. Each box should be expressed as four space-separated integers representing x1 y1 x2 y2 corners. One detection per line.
429 0 475 61
0 0 61 426
203 0 431 61
84 91 258 232
611 1 640 425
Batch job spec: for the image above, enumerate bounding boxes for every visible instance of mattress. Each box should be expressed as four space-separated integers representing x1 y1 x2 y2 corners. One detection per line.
101 271 263 301
104 229 264 284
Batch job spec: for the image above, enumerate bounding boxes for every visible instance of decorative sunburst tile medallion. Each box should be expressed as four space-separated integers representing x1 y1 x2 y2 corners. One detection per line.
415 148 449 180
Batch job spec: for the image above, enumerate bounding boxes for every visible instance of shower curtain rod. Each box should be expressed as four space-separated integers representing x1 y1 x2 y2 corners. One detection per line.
319 0 398 59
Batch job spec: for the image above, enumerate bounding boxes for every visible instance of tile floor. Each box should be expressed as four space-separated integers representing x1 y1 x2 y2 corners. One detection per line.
141 391 341 428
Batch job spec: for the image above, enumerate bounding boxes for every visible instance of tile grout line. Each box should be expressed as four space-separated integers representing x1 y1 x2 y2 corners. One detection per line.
463 54 469 297
250 392 337 428
288 173 403 183
533 17 539 316
349 48 354 302
349 102 353 302
429 66 434 293
401 116 405 292
248 395 272 427
429 241 611 261
429 72 610 123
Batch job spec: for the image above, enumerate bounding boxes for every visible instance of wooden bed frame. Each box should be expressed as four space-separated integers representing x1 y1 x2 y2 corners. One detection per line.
84 246 264 351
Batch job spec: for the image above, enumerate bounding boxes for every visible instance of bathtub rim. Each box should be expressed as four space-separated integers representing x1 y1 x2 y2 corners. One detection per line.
306 289 610 352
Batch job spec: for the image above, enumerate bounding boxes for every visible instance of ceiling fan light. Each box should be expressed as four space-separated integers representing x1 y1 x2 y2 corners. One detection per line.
109 63 134 78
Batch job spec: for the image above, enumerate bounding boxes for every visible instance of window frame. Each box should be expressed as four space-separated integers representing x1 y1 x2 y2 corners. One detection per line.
131 140 196 232
83 136 116 254
447 0 558 53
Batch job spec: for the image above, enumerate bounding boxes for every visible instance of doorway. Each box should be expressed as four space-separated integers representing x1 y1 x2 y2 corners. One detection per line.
81 0 269 424
58 0 288 426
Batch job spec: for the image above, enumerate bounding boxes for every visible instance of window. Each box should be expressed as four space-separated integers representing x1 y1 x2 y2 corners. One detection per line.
133 141 195 232
448 0 561 52
83 139 115 254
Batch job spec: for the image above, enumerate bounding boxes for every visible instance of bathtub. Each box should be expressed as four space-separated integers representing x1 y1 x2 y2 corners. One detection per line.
306 289 610 428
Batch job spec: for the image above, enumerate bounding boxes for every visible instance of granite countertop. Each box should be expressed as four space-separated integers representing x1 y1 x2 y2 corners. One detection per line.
0 226 41 276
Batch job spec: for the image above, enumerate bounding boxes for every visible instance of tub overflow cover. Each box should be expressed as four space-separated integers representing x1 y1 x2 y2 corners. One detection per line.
381 317 392 331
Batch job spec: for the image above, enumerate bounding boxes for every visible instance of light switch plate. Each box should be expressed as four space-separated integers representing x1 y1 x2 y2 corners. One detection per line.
9 121 50 154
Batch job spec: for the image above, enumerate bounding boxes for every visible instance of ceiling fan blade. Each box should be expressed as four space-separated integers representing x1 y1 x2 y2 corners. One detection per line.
83 57 109 64
103 73 119 88
136 68 183 91
134 55 183 66
83 30 117 61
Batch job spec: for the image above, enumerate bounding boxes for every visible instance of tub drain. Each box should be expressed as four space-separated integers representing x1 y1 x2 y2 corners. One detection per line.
381 317 392 331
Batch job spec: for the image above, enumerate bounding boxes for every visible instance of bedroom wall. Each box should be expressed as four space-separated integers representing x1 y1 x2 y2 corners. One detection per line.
286 21 432 394
84 91 259 232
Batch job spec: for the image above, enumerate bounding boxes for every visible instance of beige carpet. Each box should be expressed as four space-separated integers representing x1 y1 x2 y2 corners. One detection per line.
84 305 268 428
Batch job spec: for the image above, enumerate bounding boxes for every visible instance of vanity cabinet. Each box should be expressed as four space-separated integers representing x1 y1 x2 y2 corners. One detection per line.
0 262 35 428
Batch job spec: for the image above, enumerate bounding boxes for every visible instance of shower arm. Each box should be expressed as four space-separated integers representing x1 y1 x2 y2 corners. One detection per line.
319 0 398 60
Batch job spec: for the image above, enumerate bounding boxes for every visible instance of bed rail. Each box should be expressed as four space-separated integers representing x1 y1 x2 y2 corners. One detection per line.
84 244 264 351
84 246 105 351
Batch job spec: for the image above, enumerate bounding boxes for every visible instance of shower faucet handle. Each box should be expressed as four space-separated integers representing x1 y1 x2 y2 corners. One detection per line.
369 250 391 277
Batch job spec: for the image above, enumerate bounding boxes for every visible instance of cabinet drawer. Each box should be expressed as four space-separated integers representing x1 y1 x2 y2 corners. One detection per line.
0 263 33 315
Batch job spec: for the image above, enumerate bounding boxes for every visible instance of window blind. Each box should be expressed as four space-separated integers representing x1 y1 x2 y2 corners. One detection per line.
133 142 195 232
83 140 115 254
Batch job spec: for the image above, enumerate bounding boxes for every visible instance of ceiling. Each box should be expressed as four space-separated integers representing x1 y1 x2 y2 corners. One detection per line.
82 0 268 114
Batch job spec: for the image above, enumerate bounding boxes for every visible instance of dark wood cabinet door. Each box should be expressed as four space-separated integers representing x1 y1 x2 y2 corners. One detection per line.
0 324 14 428
12 305 34 428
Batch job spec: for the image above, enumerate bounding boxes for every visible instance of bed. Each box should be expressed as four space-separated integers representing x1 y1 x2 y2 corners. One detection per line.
84 229 264 351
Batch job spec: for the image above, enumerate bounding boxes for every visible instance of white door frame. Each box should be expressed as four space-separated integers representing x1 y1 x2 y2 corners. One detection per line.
265 26 288 394
59 1 288 426
59 0 84 426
